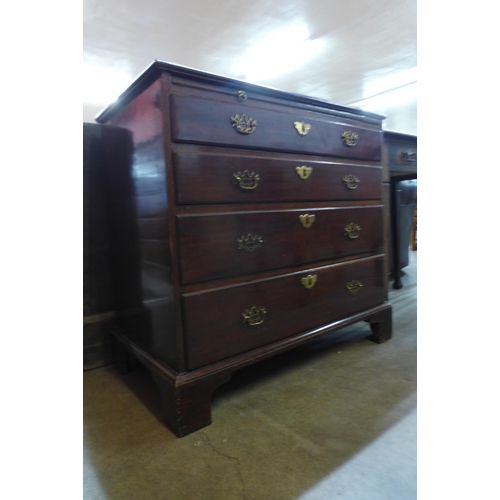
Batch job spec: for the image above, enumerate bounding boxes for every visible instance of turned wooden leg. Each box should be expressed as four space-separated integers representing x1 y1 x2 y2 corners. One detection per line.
151 371 232 437
368 306 393 344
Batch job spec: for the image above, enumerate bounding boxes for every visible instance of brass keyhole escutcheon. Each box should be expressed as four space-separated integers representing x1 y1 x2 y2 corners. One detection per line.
294 121 311 136
342 174 360 190
231 114 257 134
344 223 361 239
242 306 267 326
346 280 363 295
301 274 318 289
341 130 359 146
236 90 248 101
296 166 313 180
299 214 316 228
233 170 260 190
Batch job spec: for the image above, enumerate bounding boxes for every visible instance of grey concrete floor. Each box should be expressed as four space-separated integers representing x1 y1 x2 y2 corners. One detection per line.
83 252 417 500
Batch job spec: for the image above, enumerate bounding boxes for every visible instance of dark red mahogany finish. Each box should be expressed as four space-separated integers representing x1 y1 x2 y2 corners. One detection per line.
177 206 383 284
96 61 392 437
183 255 385 369
170 94 382 160
173 149 382 204
382 130 417 289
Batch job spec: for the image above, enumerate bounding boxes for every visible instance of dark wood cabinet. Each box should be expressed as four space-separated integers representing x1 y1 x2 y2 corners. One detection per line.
383 130 417 182
83 123 134 370
96 61 392 437
383 131 417 289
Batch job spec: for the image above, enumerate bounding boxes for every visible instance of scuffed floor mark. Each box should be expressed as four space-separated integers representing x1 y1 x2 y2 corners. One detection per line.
200 432 247 499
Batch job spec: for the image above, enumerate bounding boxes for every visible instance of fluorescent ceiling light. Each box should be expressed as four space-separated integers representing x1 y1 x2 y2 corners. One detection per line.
363 67 417 99
233 25 324 82
349 68 417 111
83 65 133 105
350 81 417 112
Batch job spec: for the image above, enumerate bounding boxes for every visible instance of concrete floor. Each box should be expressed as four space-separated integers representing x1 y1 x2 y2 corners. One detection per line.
83 252 417 500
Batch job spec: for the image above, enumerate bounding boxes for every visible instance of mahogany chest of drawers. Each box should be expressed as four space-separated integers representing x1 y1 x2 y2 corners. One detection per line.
96 61 392 437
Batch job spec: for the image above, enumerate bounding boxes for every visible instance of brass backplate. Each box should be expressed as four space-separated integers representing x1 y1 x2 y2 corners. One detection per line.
231 114 257 134
342 174 360 190
237 234 264 252
242 306 267 326
346 280 363 294
234 170 260 190
401 150 417 162
341 131 359 146
344 223 361 239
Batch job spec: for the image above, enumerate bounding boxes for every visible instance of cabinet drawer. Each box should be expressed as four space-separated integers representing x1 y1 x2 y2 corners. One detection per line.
183 255 385 369
173 151 382 204
384 132 417 178
387 142 417 169
170 95 381 161
177 206 383 284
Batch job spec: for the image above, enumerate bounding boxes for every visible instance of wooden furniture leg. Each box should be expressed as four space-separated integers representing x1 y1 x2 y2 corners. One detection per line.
367 306 393 344
151 371 232 437
112 328 232 437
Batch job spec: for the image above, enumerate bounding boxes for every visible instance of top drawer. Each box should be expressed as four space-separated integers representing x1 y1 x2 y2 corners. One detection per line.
170 95 382 161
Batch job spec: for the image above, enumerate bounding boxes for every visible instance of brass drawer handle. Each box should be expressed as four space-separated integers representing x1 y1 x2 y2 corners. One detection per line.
342 174 360 190
231 114 257 134
301 274 318 289
341 130 359 146
237 234 264 252
299 214 316 228
346 280 363 294
242 306 267 326
294 121 311 136
401 150 417 162
344 223 362 239
234 170 260 190
296 166 313 180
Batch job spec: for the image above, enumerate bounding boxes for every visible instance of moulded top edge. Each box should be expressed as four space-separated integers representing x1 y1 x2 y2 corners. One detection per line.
95 60 386 124
383 130 417 141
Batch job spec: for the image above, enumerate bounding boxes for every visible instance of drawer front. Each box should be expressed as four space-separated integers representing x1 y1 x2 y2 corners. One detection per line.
183 255 385 369
173 152 382 204
177 206 383 284
386 139 417 174
170 95 381 161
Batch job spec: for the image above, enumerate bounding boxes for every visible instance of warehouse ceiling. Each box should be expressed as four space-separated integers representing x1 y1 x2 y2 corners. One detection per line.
83 0 416 134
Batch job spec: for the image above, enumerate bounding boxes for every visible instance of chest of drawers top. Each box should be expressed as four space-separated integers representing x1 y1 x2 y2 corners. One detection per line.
96 61 385 153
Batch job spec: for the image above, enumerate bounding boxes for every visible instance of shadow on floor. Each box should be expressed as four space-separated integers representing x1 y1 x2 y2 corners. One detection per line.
83 254 417 500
